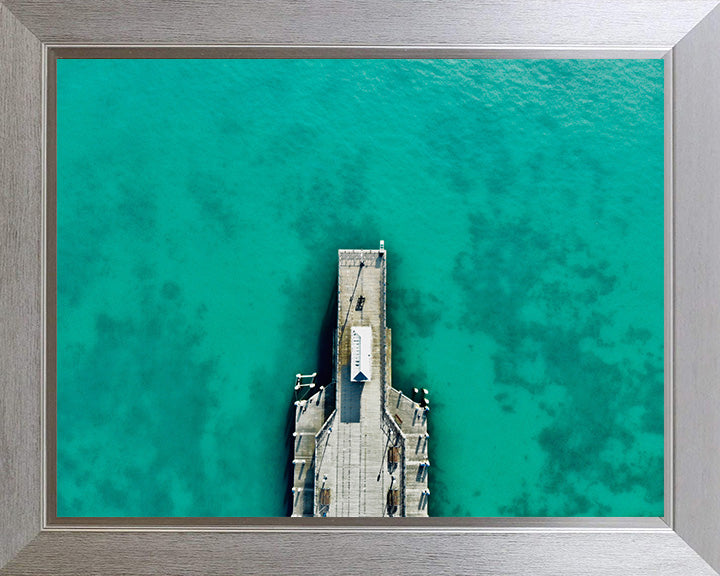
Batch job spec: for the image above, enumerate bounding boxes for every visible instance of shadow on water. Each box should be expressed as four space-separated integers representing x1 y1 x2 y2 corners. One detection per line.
282 397 297 516
282 281 338 516
315 280 338 388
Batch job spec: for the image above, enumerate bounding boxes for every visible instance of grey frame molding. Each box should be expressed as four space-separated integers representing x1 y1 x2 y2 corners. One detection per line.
2 1 720 574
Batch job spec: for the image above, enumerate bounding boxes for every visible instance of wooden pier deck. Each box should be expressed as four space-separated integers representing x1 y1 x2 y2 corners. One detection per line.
290 385 333 517
291 245 429 517
387 387 430 516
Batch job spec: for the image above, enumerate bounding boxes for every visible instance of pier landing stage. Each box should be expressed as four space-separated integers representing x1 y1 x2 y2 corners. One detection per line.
291 246 429 517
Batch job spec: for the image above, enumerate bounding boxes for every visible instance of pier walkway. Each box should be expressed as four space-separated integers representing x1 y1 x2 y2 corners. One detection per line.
291 245 429 517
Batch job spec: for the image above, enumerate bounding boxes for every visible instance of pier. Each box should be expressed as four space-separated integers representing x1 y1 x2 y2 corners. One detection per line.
291 243 429 517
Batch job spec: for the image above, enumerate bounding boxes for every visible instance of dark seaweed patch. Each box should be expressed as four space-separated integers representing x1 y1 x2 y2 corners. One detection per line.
451 209 663 516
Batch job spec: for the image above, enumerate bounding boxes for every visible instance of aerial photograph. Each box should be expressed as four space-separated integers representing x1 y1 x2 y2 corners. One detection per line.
55 58 664 518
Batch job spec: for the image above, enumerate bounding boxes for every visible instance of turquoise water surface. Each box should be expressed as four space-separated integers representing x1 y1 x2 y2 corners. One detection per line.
56 59 664 517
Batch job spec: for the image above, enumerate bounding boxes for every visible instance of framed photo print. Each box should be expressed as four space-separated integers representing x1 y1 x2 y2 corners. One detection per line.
2 1 720 574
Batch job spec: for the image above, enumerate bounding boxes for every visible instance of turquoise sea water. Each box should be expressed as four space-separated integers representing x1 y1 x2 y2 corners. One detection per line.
56 59 664 517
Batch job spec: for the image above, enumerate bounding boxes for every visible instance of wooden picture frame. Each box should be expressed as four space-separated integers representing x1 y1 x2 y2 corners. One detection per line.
2 1 720 573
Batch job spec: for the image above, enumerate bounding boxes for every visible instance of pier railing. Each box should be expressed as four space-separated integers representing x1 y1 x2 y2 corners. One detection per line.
378 249 408 514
